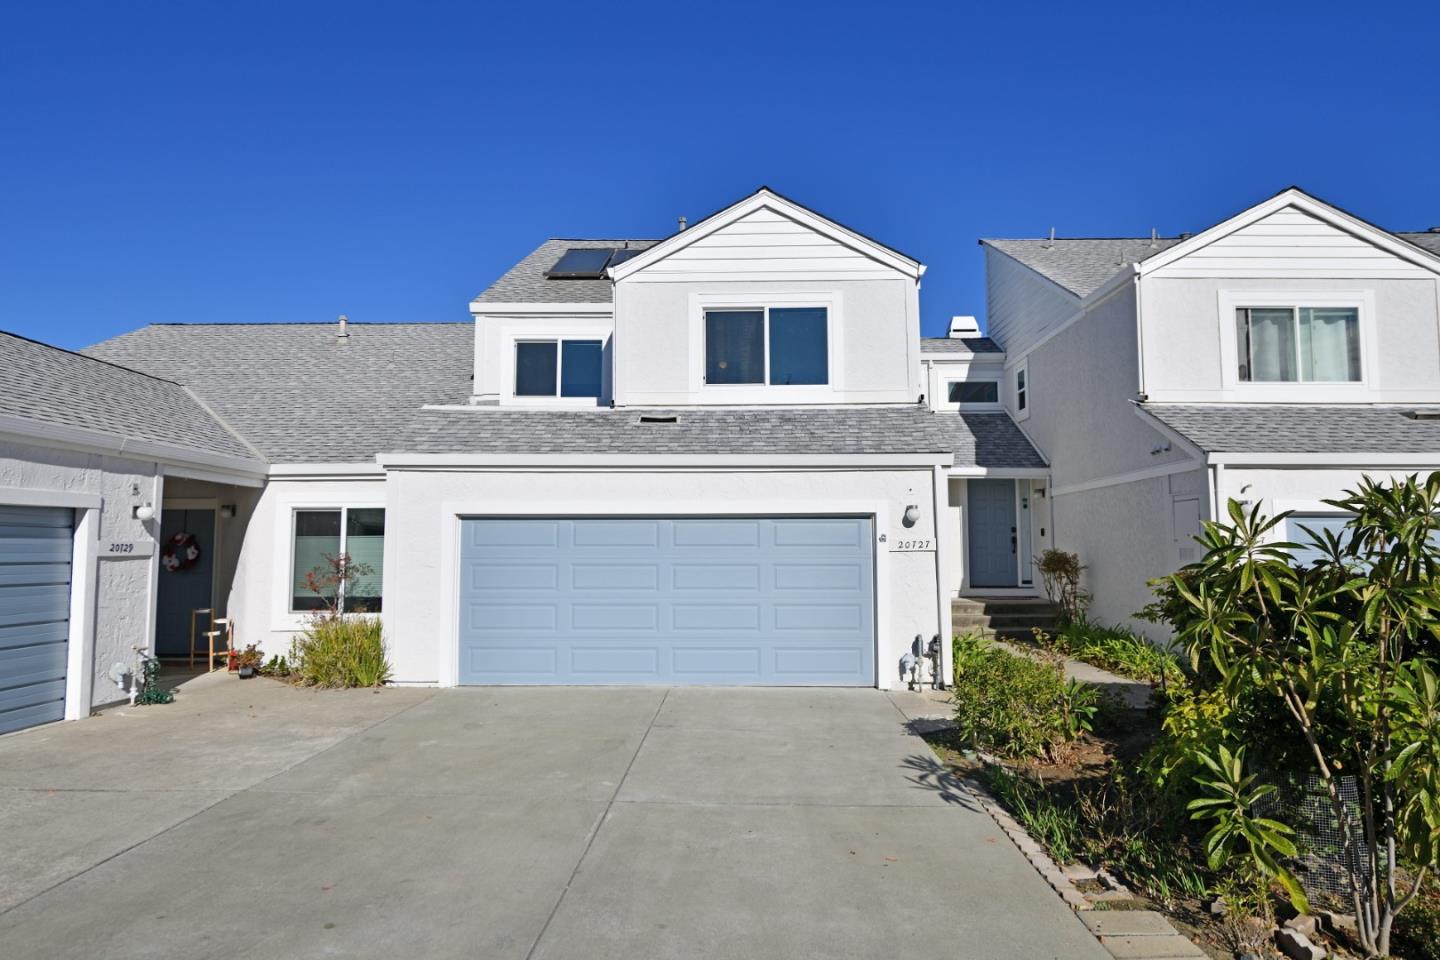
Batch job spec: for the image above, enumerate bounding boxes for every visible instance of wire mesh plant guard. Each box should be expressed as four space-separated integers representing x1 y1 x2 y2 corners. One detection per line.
1256 773 1367 909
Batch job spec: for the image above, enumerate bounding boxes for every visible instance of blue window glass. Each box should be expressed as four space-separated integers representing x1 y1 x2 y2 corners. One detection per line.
515 341 558 396
768 308 828 385
560 340 603 398
705 310 764 384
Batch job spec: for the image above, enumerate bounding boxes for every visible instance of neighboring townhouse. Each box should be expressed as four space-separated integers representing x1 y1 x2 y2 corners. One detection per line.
2 187 1049 734
981 187 1440 635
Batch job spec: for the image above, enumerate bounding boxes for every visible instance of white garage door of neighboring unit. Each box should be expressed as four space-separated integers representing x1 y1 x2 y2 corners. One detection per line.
0 506 74 735
458 516 876 686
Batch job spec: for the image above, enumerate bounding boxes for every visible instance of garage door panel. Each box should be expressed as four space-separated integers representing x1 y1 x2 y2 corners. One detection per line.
467 563 558 592
572 564 658 591
672 519 761 547
459 517 873 685
0 506 72 734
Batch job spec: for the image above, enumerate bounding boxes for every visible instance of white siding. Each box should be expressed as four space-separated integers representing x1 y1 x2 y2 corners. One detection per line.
983 247 1080 358
632 209 898 280
1151 206 1434 280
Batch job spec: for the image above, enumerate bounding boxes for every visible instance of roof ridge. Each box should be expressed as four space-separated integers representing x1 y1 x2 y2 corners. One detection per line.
2 327 188 388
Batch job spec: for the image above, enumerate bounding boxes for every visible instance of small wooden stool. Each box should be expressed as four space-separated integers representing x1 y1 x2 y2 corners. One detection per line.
188 608 214 668
203 618 233 673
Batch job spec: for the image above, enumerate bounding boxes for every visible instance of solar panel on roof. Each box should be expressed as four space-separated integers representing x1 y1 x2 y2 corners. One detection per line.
545 248 615 279
607 248 642 267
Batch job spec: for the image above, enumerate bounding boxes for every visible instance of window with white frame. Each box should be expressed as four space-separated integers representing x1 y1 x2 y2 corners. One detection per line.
704 307 828 386
1015 363 1028 414
514 339 603 398
291 508 385 612
947 380 1000 405
1235 306 1361 383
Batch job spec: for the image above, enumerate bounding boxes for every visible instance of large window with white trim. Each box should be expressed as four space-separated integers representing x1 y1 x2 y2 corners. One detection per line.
290 508 385 612
1236 307 1361 383
704 307 828 386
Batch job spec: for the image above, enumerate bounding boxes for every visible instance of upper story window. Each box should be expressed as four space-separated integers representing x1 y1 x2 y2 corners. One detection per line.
1015 365 1028 413
704 307 828 386
1236 306 1360 383
515 339 603 398
948 381 1000 405
291 507 385 613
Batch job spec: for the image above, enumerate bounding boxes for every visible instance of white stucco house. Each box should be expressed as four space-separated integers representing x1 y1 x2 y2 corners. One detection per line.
1 187 1052 734
980 186 1440 635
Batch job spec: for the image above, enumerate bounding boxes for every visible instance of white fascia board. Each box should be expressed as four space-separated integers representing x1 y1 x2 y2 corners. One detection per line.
267 462 385 479
0 485 104 509
1208 452 1440 467
468 302 614 316
1137 188 1440 278
377 452 954 469
946 466 1051 479
607 189 923 282
0 414 267 485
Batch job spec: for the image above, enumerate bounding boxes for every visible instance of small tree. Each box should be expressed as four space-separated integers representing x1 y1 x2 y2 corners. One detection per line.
1035 548 1089 623
303 552 375 620
1152 473 1440 957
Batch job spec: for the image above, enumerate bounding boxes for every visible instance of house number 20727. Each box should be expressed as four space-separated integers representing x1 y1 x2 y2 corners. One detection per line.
891 539 933 551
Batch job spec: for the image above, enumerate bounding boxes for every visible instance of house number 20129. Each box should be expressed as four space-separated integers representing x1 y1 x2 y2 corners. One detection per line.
107 543 136 554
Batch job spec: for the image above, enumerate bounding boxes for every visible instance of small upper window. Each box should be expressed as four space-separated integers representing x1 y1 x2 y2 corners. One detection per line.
1236 307 1360 383
514 339 603 398
704 307 828 386
948 381 1000 405
1016 367 1028 412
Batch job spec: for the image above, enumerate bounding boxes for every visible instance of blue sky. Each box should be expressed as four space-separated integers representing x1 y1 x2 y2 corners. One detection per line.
3 1 1437 350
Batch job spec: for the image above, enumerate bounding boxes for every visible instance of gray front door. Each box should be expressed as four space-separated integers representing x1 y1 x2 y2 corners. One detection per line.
458 517 876 685
967 479 1017 588
0 505 73 735
155 509 215 657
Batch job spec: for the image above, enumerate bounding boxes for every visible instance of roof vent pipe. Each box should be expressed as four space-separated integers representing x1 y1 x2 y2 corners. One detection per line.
337 314 349 339
677 216 687 231
1045 227 1055 249
1149 228 1159 249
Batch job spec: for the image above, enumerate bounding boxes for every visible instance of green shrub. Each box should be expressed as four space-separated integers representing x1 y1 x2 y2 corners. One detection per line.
951 633 1079 760
1034 620 1187 689
983 766 1084 863
293 617 391 688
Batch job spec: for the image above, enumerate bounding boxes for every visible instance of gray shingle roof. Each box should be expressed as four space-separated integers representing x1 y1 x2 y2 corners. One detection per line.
0 331 258 463
981 238 1185 297
473 239 658 304
1142 403 1440 455
986 231 1440 300
920 337 1003 355
85 323 474 463
391 406 1046 468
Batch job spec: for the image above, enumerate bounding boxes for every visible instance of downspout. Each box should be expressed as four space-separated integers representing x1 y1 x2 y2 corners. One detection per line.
1210 461 1225 522
932 463 951 687
1131 266 1147 398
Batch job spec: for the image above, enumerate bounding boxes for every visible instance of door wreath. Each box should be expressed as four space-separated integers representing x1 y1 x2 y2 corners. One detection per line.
161 531 202 572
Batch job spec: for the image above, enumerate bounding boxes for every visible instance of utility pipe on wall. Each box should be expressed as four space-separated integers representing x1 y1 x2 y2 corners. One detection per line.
931 464 951 687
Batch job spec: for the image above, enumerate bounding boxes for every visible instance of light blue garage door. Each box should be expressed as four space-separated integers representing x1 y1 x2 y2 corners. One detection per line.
0 506 73 735
458 517 875 685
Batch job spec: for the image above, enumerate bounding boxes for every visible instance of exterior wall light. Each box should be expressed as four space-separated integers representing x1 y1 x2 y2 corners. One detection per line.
133 503 156 522
902 504 920 527
219 504 237 519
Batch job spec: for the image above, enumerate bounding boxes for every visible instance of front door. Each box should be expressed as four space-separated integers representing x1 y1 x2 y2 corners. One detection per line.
155 508 215 657
967 479 1017 588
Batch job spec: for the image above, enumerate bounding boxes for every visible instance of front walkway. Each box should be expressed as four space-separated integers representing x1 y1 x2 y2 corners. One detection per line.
0 675 1106 959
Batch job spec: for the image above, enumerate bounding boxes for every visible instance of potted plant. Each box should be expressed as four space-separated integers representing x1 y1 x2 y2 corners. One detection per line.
234 644 263 679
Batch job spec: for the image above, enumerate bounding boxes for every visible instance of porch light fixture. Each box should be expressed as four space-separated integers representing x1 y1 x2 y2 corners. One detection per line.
902 504 920 527
219 504 237 519
133 503 155 522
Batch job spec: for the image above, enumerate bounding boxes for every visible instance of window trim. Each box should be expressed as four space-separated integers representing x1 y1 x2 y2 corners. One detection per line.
512 337 604 400
687 291 843 401
288 506 386 615
702 305 830 388
946 379 1002 408
1013 359 1030 420
1217 290 1378 400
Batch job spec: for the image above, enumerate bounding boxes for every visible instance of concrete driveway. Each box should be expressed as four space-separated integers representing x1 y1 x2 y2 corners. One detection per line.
0 674 1107 960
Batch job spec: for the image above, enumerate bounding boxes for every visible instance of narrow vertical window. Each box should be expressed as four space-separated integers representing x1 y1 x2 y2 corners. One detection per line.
1016 367 1028 412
